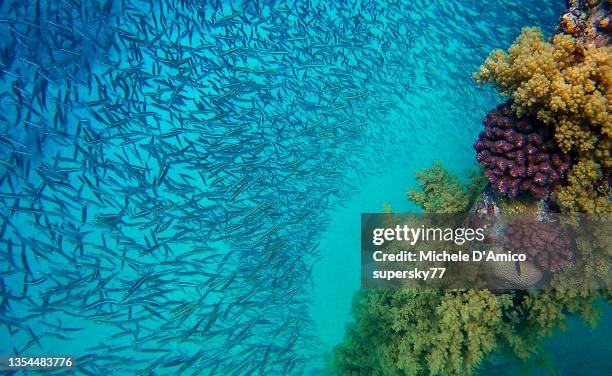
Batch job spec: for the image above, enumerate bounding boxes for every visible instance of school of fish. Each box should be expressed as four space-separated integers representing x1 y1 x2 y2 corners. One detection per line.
0 0 562 375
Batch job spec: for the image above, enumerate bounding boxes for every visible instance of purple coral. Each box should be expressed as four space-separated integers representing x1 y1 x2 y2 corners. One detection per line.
474 103 571 198
504 217 575 273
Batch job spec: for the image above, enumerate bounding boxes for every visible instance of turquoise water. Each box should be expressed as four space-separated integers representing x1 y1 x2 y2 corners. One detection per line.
0 0 608 375
310 0 565 353
483 304 612 375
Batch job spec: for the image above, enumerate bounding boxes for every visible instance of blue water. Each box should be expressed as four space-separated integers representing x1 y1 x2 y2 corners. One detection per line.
0 0 607 375
310 0 565 352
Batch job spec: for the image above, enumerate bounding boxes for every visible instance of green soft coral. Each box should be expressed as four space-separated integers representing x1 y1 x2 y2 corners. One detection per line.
406 162 482 213
334 287 602 375
426 290 514 375
523 289 601 337
334 288 534 376
334 164 605 376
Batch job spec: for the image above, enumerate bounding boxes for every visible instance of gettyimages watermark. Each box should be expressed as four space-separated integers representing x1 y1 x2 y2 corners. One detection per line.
361 212 611 290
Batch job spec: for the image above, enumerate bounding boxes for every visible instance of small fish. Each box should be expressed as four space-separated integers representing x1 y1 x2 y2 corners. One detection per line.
122 269 153 301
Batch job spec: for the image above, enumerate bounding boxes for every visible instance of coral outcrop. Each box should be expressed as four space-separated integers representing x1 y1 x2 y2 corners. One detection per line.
333 5 612 375
474 102 571 198
334 165 605 376
333 288 523 376
558 0 612 47
474 27 611 164
504 217 576 272
333 286 602 376
474 26 611 213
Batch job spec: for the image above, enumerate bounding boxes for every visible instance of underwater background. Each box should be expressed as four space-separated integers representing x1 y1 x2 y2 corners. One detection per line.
0 0 609 375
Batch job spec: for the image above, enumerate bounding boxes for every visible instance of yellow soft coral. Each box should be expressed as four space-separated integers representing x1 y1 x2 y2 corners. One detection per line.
474 27 611 164
553 159 612 213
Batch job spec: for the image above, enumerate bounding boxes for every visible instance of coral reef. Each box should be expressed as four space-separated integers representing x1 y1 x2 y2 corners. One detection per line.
334 165 606 376
549 214 611 289
406 161 483 213
333 289 523 376
334 282 602 376
474 25 611 213
474 27 611 164
331 8 612 376
474 102 571 198
558 0 612 47
504 217 576 272
553 159 612 213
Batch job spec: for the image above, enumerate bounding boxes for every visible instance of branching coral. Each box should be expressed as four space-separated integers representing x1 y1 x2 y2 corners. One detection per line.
474 102 571 198
474 27 611 164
